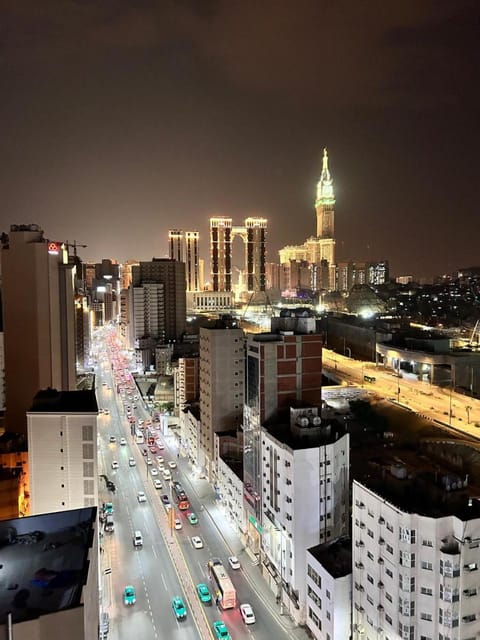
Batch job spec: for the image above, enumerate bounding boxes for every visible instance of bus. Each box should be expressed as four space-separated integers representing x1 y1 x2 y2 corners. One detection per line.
135 430 144 444
172 481 190 510
208 559 236 609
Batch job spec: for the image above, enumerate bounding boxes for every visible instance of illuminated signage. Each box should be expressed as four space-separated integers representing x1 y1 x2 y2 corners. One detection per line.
48 242 60 255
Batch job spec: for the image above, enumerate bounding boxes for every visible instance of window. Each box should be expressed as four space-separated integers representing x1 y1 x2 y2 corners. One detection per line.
307 565 321 588
400 551 415 568
422 539 433 547
83 461 94 477
420 612 432 621
386 544 394 555
385 613 392 625
399 527 416 544
367 595 374 605
385 568 393 579
421 561 433 571
326 589 331 600
326 610 331 620
367 551 374 561
421 587 433 596
308 608 321 630
385 592 393 603
464 562 478 571
367 528 374 538
307 585 321 608
367 574 374 585
386 522 394 533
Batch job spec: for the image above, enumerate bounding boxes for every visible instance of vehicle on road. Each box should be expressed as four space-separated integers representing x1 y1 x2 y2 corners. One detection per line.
154 479 162 490
191 536 203 549
172 596 187 620
137 491 146 503
156 456 164 464
208 559 236 609
120 437 127 446
111 461 119 469
172 481 190 510
133 531 143 547
104 502 113 514
123 585 136 605
105 515 114 532
109 435 116 443
163 469 171 480
161 494 170 505
149 446 157 454
135 431 144 444
157 442 165 450
228 556 240 570
213 620 231 640
104 409 110 415
150 468 158 476
240 603 256 624
128 457 136 467
187 512 198 525
174 518 182 530
146 458 152 465
141 448 147 456
168 461 177 469
196 583 211 604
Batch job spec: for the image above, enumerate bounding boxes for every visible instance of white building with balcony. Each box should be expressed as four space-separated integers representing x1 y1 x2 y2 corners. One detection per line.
260 407 349 624
352 464 480 640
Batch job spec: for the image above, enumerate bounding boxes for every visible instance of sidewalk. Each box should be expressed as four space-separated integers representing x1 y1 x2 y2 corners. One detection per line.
186 468 309 640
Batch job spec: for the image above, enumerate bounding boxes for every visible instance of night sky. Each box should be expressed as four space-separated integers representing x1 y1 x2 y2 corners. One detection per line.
1 1 479 279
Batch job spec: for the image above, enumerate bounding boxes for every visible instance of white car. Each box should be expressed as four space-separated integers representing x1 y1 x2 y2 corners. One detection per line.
174 518 182 530
138 419 144 426
104 408 110 415
191 536 203 549
129 457 136 467
240 603 256 624
168 461 177 469
156 456 164 465
153 479 162 490
137 491 146 503
150 468 158 476
111 461 119 470
109 435 116 443
157 442 165 449
228 556 240 570
120 438 127 446
146 458 152 466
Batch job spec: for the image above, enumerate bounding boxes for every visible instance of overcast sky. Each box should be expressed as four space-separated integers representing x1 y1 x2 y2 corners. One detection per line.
1 1 479 278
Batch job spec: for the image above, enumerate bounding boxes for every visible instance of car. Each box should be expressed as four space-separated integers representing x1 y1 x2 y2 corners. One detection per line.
129 457 136 467
168 461 177 469
104 502 114 514
174 518 182 530
171 596 187 620
187 512 198 525
191 536 203 549
111 461 119 469
196 583 212 604
240 603 256 624
123 585 136 606
157 442 165 450
137 491 146 503
162 469 171 480
132 404 137 409
213 621 231 640
153 478 162 490
146 458 152 466
161 494 170 505
104 408 110 415
156 456 164 464
109 435 116 443
149 446 157 454
133 530 143 547
150 467 158 477
228 556 240 570
102 382 107 386
138 419 144 426
120 437 127 446
142 448 148 456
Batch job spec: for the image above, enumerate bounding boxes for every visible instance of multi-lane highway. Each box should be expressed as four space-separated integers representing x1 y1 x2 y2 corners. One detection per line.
322 348 480 439
95 329 307 640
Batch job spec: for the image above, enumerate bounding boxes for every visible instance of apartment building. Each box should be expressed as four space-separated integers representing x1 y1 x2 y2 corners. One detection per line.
352 462 480 640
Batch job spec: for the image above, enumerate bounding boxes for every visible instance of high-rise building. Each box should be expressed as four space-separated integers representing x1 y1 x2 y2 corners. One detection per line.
199 326 244 475
210 217 267 293
278 149 336 291
337 260 390 292
168 229 184 262
1 225 77 435
243 311 323 546
352 463 480 640
185 231 200 292
131 259 186 342
27 388 98 514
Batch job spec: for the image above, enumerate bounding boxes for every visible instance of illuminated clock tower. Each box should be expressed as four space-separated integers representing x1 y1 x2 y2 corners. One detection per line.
315 148 335 238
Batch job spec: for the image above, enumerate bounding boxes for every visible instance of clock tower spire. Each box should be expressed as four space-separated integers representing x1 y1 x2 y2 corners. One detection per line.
315 148 335 238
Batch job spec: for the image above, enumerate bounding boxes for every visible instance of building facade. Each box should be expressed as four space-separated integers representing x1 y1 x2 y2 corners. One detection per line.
2 225 77 435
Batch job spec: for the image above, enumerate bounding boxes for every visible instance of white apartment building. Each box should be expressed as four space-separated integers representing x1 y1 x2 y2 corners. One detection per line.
216 453 245 536
306 537 352 640
260 407 349 624
27 389 98 515
199 326 244 476
131 283 165 343
181 405 201 469
352 467 480 640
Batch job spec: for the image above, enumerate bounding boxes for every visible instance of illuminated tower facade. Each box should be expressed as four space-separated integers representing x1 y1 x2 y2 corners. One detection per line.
245 218 267 292
168 229 183 262
210 217 232 292
210 217 267 293
315 148 335 239
185 231 200 292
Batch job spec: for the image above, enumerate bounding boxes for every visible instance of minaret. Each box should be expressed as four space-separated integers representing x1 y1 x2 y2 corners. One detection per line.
315 148 335 238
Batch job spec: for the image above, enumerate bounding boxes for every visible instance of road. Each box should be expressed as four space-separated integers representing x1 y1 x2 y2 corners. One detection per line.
322 349 480 440
95 328 306 640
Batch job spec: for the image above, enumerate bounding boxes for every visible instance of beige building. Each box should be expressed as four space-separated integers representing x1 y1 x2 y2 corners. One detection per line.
2 225 77 436
27 389 98 515
199 326 244 476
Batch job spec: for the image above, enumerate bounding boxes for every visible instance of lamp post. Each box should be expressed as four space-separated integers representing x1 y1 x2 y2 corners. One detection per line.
396 359 401 403
466 405 472 424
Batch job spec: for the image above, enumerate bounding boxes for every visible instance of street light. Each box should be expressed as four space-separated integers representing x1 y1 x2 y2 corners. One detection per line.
466 405 472 424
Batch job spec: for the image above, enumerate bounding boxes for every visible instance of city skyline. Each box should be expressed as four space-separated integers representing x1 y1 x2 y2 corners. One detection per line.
2 2 479 278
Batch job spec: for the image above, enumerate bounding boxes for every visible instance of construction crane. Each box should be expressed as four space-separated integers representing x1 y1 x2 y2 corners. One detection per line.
469 319 480 348
63 240 87 258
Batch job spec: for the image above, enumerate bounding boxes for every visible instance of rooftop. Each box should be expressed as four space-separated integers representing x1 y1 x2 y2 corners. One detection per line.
0 507 96 625
263 406 346 451
308 537 352 579
29 389 98 414
358 451 480 520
